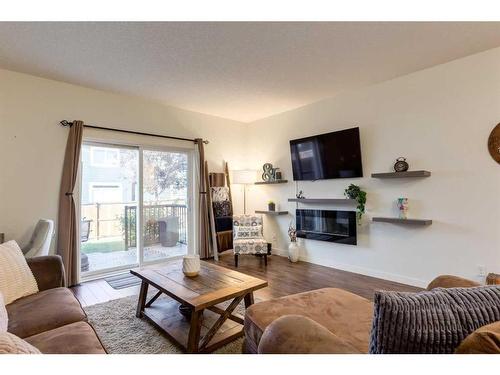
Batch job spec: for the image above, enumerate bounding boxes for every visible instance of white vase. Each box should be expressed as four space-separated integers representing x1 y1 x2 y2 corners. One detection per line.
182 255 200 277
288 242 300 263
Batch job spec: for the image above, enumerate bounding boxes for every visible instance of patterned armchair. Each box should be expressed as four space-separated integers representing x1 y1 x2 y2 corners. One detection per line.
233 215 271 267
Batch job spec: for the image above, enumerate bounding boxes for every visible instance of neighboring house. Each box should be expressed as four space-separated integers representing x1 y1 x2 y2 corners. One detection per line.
81 144 188 205
81 145 136 205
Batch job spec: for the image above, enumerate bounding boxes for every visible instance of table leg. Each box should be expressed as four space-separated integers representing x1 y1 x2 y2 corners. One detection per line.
187 309 203 353
244 292 255 308
136 280 149 318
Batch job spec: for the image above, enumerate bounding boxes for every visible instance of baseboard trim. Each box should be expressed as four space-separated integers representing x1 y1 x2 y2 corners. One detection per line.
271 247 427 288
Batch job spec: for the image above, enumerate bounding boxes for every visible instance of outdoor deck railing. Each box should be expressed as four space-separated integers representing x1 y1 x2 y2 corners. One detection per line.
81 202 188 248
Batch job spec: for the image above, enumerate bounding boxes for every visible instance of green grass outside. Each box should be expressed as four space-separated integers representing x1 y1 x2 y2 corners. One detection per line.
81 240 126 254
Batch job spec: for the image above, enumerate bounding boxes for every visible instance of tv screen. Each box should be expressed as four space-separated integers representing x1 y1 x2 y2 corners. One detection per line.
290 127 363 181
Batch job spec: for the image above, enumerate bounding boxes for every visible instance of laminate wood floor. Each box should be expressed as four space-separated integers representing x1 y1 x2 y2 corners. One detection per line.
72 253 422 307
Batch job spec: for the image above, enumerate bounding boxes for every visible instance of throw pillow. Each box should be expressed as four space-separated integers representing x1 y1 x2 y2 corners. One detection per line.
0 293 7 332
0 332 40 354
0 241 39 305
234 225 263 240
369 285 500 354
455 321 500 354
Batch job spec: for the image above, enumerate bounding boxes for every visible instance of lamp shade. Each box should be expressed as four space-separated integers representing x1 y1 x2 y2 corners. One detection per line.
232 170 257 185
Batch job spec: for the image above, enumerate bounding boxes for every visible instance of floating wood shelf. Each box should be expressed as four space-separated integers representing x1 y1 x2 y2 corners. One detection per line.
255 210 289 215
288 198 355 204
372 217 432 225
371 170 431 178
254 180 288 185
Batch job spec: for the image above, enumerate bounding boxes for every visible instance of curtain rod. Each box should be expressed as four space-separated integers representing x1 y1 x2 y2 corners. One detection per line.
59 120 209 144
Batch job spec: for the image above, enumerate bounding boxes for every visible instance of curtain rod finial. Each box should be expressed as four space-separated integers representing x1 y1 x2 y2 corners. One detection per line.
60 120 73 127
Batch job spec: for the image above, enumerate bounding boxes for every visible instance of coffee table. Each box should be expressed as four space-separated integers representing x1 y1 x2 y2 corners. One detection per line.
130 259 268 353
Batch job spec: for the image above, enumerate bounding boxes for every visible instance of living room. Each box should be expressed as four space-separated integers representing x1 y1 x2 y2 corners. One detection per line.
1 1 500 373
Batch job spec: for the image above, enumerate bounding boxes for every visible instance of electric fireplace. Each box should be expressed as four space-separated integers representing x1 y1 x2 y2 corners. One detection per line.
296 209 357 245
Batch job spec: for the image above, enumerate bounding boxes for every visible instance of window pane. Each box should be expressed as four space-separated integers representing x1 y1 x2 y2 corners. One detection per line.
80 144 139 274
142 150 188 262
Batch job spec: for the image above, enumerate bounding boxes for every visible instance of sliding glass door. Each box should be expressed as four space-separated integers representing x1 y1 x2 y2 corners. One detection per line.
80 142 192 278
142 150 189 263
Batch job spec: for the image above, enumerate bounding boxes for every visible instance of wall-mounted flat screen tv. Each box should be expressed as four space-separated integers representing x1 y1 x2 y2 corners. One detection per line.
290 127 363 181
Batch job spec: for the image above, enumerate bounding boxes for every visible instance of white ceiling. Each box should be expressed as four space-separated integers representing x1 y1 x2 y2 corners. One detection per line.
0 22 500 122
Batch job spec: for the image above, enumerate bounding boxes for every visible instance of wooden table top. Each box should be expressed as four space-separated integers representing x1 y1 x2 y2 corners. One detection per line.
130 259 268 311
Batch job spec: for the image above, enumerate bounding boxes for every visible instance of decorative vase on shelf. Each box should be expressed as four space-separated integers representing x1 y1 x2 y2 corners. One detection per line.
288 241 300 263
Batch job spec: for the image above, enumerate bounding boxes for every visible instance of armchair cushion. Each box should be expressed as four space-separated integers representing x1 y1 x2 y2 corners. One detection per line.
234 239 268 255
26 255 65 291
258 315 361 354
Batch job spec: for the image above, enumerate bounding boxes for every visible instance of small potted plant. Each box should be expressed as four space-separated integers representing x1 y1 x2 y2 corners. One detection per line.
287 221 300 263
268 200 276 211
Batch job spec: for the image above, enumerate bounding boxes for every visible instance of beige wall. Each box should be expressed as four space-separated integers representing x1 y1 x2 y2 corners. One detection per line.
245 47 500 286
0 68 247 252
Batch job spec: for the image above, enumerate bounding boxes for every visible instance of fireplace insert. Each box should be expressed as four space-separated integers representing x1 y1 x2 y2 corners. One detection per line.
296 209 357 245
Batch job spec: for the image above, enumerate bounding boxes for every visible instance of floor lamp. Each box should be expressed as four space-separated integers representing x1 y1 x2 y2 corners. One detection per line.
232 170 256 214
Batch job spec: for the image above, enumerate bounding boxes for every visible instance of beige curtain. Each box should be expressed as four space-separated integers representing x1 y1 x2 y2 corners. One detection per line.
57 120 83 286
196 139 212 259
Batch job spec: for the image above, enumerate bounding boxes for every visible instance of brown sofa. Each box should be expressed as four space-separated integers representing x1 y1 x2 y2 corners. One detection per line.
6 255 106 354
244 275 493 354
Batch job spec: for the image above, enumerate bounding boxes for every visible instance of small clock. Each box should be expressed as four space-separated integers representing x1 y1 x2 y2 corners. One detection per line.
394 157 409 172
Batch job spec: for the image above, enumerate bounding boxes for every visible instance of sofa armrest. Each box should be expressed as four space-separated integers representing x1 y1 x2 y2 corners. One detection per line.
26 255 65 291
426 275 481 290
257 315 361 354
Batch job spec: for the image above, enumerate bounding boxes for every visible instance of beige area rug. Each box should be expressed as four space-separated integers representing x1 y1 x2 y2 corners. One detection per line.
84 294 250 354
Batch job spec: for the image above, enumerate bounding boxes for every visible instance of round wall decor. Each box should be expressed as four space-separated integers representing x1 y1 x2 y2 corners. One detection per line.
488 123 500 164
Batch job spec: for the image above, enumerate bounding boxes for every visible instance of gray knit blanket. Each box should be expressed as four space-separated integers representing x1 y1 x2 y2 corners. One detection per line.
369 285 500 354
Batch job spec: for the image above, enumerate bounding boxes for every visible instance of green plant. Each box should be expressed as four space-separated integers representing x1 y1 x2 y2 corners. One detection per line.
344 184 367 222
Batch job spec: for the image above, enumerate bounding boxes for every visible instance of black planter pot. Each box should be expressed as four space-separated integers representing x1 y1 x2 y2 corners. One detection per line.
268 202 276 211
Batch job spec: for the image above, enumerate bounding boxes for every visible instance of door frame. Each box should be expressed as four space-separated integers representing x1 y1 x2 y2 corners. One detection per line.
79 138 195 282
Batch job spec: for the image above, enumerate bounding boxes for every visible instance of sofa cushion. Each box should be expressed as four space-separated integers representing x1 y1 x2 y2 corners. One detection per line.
0 240 39 304
7 287 87 338
25 321 106 354
455 321 500 354
244 288 373 353
0 331 40 354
